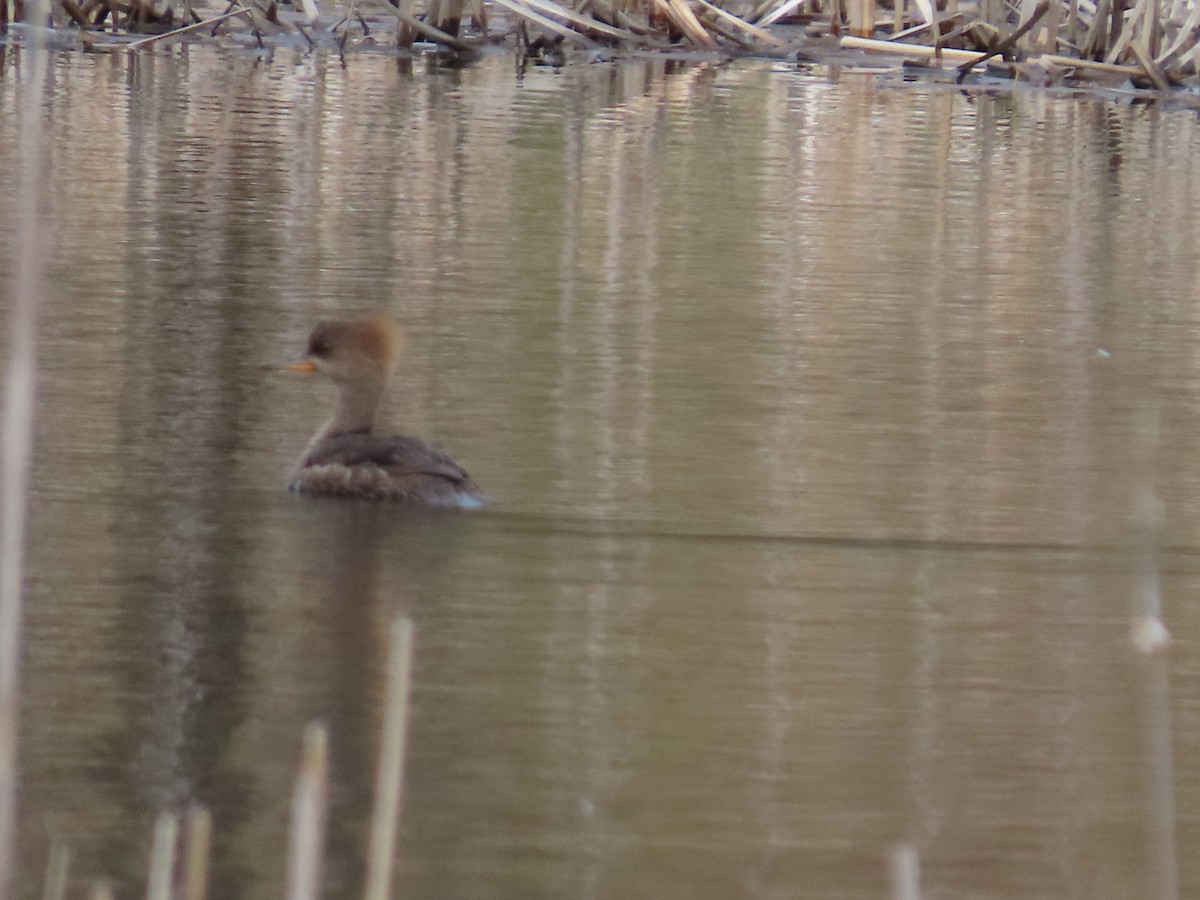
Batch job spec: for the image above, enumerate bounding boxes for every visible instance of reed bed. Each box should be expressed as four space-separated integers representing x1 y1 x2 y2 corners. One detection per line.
3 0 1200 90
18 617 417 900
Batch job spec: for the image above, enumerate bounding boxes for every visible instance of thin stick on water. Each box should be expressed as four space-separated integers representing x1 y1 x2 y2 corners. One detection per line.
363 618 416 900
146 812 179 900
889 843 921 900
41 841 71 900
0 0 50 890
286 722 330 900
183 803 212 900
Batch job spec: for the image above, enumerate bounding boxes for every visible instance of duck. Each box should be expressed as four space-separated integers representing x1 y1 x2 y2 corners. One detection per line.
284 314 484 508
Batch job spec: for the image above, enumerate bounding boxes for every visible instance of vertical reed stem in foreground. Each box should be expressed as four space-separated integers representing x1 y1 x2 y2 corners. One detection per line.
363 617 416 900
286 722 330 900
41 841 71 900
146 812 179 900
889 843 920 900
0 0 50 891
183 803 212 900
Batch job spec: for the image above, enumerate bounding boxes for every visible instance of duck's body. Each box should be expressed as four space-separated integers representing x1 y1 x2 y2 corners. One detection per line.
285 316 483 508
290 429 482 506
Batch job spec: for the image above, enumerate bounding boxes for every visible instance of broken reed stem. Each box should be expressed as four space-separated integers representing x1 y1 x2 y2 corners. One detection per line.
691 0 785 45
374 0 476 50
146 812 179 900
0 0 48 889
955 0 1049 77
840 35 1005 62
183 804 212 900
126 6 252 48
286 722 329 900
362 618 416 900
41 841 71 900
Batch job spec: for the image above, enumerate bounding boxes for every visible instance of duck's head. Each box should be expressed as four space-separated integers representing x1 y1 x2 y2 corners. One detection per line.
287 315 401 386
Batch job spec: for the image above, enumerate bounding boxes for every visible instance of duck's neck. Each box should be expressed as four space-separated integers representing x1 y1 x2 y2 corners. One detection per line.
317 378 384 441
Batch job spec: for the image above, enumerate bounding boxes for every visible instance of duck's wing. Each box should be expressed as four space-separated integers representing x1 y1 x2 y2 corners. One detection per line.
303 432 475 486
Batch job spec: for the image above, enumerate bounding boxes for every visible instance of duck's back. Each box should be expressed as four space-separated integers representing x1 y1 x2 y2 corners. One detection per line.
290 431 483 508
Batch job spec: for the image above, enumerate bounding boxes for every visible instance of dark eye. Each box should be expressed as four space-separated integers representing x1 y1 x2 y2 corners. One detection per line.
308 338 332 359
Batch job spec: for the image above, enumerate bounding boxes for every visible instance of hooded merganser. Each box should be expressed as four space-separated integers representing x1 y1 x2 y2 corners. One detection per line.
284 315 483 508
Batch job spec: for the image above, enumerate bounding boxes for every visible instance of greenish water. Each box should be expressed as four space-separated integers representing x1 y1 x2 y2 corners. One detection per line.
4 45 1200 899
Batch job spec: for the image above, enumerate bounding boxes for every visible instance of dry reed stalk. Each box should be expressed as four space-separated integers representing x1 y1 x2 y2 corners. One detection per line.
183 804 212 900
753 0 802 26
286 722 329 900
125 6 250 47
146 812 179 900
467 0 486 33
848 0 873 36
669 0 717 44
908 0 933 27
371 0 475 49
748 0 768 19
1130 36 1171 84
692 0 785 44
362 618 416 900
1017 0 1043 50
0 0 47 889
1104 0 1146 59
1108 0 1127 53
955 0 1049 75
487 0 599 44
977 0 1002 31
646 0 714 45
59 0 90 26
442 0 463 35
426 0 462 33
1142 0 1161 54
892 18 937 37
1154 0 1200 66
700 12 755 45
510 0 634 40
584 0 654 34
840 33 1003 61
1040 0 1061 51
338 0 357 47
394 0 415 45
41 842 71 900
1080 0 1109 55
888 844 920 900
1038 50 1140 69
241 0 284 34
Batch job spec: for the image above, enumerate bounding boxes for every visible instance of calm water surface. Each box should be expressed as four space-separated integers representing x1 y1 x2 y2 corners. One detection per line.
3 45 1200 899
